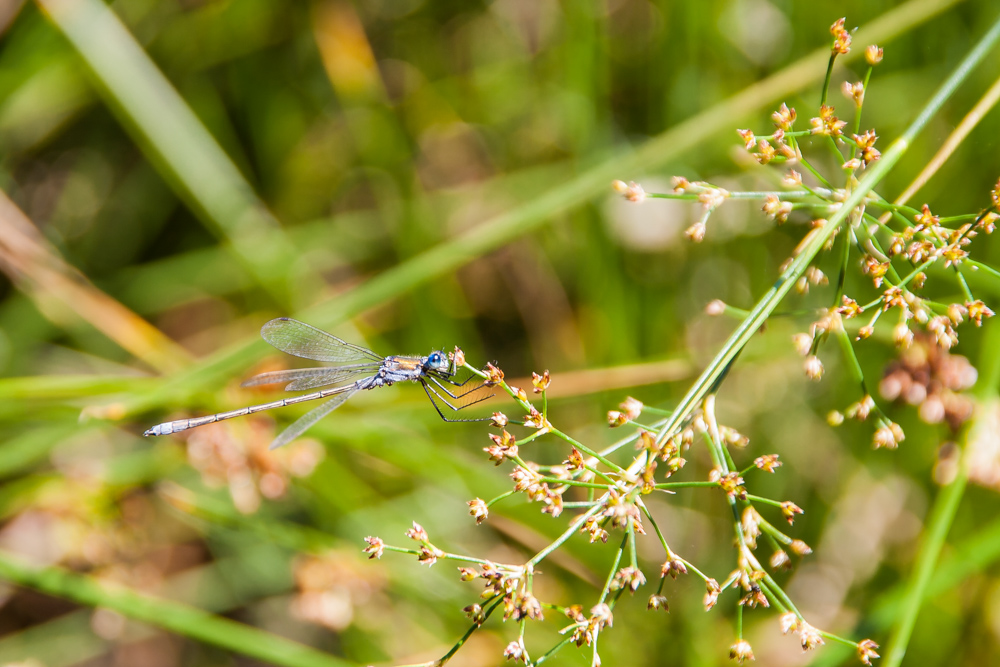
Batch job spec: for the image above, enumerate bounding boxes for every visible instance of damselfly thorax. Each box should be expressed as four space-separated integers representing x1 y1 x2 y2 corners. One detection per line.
145 318 495 449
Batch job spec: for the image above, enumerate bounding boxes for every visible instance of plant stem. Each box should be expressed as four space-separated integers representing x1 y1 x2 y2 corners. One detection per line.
0 551 350 667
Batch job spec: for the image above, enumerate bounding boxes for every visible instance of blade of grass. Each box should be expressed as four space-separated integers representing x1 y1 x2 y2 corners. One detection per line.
0 549 354 667
0 542 298 667
36 0 312 309
892 72 1000 207
0 375 152 401
114 0 960 420
0 189 192 373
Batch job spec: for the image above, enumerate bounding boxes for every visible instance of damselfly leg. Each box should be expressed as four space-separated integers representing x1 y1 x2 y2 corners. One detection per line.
420 378 497 422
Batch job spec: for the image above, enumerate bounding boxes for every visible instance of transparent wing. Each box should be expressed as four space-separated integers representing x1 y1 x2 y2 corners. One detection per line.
260 318 383 363
269 388 357 450
241 365 381 391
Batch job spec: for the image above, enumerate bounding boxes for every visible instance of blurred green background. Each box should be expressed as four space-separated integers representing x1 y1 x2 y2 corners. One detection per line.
0 0 999 665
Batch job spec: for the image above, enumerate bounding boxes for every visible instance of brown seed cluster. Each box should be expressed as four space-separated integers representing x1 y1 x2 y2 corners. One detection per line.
880 336 977 429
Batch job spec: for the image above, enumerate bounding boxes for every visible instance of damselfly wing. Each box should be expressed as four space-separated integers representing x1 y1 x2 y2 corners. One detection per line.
145 318 495 449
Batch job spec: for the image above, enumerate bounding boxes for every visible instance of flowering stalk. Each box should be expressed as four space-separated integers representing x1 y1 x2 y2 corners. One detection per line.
363 15 1000 667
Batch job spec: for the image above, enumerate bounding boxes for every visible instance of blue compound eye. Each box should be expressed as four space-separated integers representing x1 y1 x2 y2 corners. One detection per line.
429 352 442 364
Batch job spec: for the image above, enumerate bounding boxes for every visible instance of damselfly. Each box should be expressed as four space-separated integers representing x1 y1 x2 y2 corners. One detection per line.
144 318 495 449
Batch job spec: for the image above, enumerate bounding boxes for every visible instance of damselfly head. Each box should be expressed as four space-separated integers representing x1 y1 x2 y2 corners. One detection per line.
425 351 449 373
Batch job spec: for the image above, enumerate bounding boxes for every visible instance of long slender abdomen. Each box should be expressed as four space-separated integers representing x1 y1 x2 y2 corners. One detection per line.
144 385 355 437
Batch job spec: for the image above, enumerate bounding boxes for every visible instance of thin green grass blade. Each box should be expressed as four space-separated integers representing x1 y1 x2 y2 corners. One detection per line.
37 0 313 309
0 549 354 667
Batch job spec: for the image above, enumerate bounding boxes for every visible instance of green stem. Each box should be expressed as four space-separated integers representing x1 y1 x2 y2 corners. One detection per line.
550 428 627 475
527 502 604 567
0 550 350 667
436 597 503 666
598 534 628 605
883 415 970 666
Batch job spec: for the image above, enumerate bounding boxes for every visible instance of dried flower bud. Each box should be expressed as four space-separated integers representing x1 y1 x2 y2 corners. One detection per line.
699 187 729 209
830 17 852 54
847 395 875 421
607 411 629 427
485 362 505 385
647 594 669 611
661 556 688 579
827 410 844 426
450 347 466 367
978 211 998 233
873 423 904 449
565 447 585 470
781 501 804 524
782 169 803 187
838 295 861 318
362 536 384 559
464 603 485 624
716 471 747 500
491 412 508 428
614 181 646 203
865 45 883 65
792 333 812 356
762 194 793 222
406 522 428 542
523 407 546 429
770 549 791 570
590 602 613 628
503 638 526 662
620 396 643 420
804 355 824 381
705 299 726 316
798 621 826 650
858 639 880 665
967 299 995 326
612 566 646 593
468 498 489 524
771 103 797 130
810 104 848 137
729 639 755 663
790 539 813 556
780 612 799 634
418 545 443 566
842 81 865 107
685 221 707 242
737 128 756 150
530 370 551 393
754 454 781 472
704 578 721 610
672 176 691 192
893 322 914 348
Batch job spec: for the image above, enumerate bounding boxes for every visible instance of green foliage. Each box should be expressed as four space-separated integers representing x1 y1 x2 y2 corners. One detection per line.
0 1 999 666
